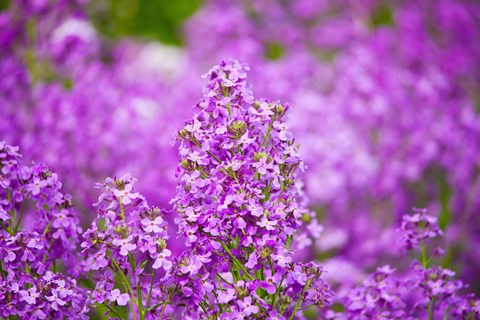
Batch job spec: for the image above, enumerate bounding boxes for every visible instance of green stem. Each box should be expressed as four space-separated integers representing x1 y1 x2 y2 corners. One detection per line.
0 261 6 280
102 302 126 320
428 298 436 320
119 201 126 222
43 220 52 236
127 253 143 319
288 279 311 320
188 134 223 164
272 276 285 306
107 252 137 320
158 290 174 318
146 269 156 308
145 301 164 312
110 257 135 299
261 115 276 147
137 284 144 320
420 240 428 268
26 18 39 85
219 241 254 280
0 221 12 235
6 189 14 234
217 272 233 286
14 192 30 233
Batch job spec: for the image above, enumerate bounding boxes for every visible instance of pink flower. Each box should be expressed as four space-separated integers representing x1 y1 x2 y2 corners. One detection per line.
113 183 139 205
112 235 137 256
141 216 164 233
109 289 130 306
237 296 259 316
152 249 172 271
253 157 272 175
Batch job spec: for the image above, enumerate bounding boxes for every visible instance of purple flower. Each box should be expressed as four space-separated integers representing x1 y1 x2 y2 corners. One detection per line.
180 256 202 275
218 288 235 304
113 183 139 205
257 215 278 231
261 270 283 294
27 177 47 196
252 157 273 175
271 250 292 268
20 287 40 305
112 235 137 256
181 170 205 193
91 250 109 270
399 209 443 251
0 199 9 221
237 296 259 316
109 288 130 306
141 216 164 233
152 249 172 271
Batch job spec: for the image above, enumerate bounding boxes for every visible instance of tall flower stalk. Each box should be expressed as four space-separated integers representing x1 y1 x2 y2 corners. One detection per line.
170 59 331 319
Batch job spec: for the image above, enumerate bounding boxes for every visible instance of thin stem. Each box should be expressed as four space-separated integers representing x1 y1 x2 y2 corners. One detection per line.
219 241 254 280
261 115 276 147
272 275 285 306
217 272 233 286
26 18 39 85
110 257 135 299
137 284 144 320
0 221 12 235
146 268 156 308
288 279 311 320
107 251 137 320
159 290 174 319
14 192 30 233
6 188 13 234
126 253 144 320
102 302 126 320
145 301 164 312
119 201 126 222
0 260 6 280
189 134 223 164
420 240 428 268
428 298 436 320
43 220 52 236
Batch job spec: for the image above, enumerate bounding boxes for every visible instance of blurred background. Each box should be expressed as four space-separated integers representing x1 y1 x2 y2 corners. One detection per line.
1 0 480 302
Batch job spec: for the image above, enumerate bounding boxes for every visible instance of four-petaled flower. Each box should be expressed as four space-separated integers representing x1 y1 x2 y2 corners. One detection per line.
253 157 272 175
141 216 164 233
113 183 139 205
152 249 172 271
112 235 137 256
237 296 259 316
181 170 205 193
109 289 130 306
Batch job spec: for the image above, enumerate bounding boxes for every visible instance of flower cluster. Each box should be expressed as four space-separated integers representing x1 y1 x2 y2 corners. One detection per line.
0 0 182 211
0 142 88 318
183 0 480 286
330 265 409 319
0 271 87 319
81 174 173 319
170 59 331 318
3 0 480 293
399 208 443 251
332 210 480 319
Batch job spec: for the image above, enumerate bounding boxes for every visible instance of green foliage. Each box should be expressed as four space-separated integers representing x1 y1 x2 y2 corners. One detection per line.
264 41 285 61
0 0 9 12
88 0 202 46
370 3 394 29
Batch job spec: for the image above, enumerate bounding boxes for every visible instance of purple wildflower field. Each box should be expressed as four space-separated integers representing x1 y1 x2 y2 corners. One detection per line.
0 0 479 319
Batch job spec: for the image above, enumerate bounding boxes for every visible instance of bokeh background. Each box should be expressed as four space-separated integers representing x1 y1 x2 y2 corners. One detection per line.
1 0 480 304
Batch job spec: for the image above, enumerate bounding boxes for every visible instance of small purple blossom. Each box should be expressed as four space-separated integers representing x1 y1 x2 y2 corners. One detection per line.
109 289 130 306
